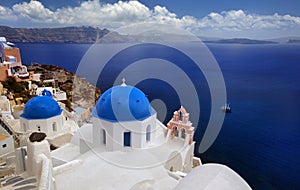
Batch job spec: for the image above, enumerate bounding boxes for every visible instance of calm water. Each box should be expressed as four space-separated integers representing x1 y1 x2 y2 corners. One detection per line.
17 42 300 189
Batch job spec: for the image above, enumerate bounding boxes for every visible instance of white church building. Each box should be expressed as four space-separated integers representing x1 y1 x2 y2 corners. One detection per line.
0 82 251 190
14 91 78 147
92 83 165 151
20 95 64 136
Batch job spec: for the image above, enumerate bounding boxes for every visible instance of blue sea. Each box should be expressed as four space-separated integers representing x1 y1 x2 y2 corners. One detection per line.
16 42 300 189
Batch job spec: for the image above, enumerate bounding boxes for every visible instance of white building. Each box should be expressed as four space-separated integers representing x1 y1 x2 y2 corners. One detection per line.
17 94 78 147
0 37 31 81
0 127 14 158
91 84 159 151
0 82 251 190
20 95 64 136
32 73 42 82
73 106 91 124
31 87 67 101
0 95 12 118
53 83 250 189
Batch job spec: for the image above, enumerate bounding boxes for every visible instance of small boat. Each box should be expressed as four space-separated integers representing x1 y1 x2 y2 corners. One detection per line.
222 103 232 113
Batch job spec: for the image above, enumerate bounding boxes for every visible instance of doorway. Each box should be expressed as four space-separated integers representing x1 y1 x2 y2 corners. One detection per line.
124 131 131 147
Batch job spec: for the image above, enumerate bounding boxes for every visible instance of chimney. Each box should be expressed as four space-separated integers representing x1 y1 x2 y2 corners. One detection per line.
26 132 51 176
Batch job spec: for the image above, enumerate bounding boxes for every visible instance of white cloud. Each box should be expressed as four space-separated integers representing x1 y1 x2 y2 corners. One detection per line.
53 1 152 27
12 1 54 22
0 0 300 38
0 5 17 21
198 10 300 31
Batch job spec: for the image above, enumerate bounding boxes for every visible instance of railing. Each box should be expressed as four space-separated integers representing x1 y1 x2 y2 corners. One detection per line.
38 154 54 190
0 117 20 146
0 117 13 135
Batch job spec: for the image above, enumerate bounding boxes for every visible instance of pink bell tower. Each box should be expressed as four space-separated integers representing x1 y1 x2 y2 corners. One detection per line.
167 106 194 145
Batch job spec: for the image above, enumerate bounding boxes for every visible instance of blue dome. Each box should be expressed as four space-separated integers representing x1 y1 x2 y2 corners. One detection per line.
94 85 156 122
21 96 62 120
41 89 52 97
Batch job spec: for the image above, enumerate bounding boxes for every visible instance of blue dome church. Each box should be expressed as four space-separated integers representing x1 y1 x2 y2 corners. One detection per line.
76 80 197 174
20 95 64 136
91 80 159 151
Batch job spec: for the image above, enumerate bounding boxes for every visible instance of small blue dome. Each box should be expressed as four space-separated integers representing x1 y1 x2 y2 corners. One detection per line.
94 85 156 122
21 96 62 120
41 89 52 97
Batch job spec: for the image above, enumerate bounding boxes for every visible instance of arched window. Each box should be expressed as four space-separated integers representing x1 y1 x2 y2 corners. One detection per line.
52 122 57 132
173 126 179 137
181 128 186 138
102 129 106 144
146 125 151 142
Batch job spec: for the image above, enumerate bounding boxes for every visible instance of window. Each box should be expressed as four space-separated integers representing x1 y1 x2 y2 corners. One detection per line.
181 128 186 138
124 132 131 147
2 144 7 148
146 125 151 142
173 126 179 137
170 166 174 172
102 129 106 144
52 122 57 132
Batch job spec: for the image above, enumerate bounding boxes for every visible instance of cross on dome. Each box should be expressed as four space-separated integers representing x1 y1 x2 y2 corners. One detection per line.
121 78 127 86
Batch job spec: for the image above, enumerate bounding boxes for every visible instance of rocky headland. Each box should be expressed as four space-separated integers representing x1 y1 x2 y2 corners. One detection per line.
27 63 101 110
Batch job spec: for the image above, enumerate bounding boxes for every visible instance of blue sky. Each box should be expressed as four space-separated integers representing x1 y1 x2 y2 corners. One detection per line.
138 0 300 18
2 0 300 18
0 0 300 38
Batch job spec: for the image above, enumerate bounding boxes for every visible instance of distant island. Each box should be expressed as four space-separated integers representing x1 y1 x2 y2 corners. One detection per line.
287 39 300 43
0 25 109 43
203 38 278 44
1 25 300 44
